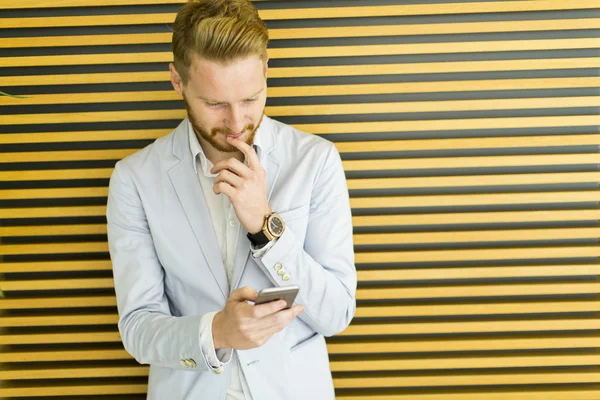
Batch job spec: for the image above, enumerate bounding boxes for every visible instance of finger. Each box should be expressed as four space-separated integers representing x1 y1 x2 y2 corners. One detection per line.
213 181 236 200
211 157 251 178
255 305 304 335
252 299 288 319
226 137 260 171
229 286 258 303
214 169 243 188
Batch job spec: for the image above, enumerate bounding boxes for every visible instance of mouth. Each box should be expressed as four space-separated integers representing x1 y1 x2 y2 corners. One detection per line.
226 131 245 139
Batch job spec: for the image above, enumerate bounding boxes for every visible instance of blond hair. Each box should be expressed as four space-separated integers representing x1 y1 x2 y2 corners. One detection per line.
172 0 269 86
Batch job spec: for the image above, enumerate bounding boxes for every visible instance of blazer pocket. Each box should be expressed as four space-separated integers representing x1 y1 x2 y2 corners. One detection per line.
278 204 309 222
289 332 321 353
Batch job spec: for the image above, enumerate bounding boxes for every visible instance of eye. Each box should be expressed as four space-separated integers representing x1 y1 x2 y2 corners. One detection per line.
244 97 259 103
206 102 225 108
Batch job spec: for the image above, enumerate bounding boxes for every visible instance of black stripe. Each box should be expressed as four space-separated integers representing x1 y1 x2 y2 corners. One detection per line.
3 30 599 58
2 88 598 116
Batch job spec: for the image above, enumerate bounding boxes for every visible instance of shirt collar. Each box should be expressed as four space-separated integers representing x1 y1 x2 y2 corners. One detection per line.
187 116 266 177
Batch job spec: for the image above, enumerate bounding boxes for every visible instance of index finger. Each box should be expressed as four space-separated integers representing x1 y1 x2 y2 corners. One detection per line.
229 285 258 303
226 136 260 170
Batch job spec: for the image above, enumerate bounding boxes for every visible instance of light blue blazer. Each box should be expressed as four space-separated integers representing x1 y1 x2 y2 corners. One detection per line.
106 116 357 399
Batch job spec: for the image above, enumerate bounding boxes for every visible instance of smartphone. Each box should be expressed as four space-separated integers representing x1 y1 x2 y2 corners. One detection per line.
255 285 299 309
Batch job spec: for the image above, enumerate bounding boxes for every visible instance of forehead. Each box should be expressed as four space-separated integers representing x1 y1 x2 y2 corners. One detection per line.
187 53 265 101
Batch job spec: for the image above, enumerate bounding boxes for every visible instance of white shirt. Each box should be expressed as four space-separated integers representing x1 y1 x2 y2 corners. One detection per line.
189 119 273 400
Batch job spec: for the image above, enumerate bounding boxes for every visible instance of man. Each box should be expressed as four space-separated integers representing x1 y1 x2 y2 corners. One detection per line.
106 0 356 399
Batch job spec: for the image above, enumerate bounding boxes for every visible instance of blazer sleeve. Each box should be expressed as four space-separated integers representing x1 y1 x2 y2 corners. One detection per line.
252 143 357 337
107 161 215 372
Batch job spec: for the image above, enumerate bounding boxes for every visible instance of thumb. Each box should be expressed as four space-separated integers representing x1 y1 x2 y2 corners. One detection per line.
229 286 258 303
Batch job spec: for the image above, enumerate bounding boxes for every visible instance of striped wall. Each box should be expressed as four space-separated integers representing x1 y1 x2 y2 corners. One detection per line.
1 0 600 398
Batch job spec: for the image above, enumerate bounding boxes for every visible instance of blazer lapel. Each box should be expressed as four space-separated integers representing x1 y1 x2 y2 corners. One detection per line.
168 120 229 300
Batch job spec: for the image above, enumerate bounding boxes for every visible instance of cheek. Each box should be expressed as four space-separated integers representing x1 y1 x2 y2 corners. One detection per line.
196 108 222 125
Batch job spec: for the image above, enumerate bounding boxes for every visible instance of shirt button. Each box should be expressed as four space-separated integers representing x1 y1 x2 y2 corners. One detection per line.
229 221 235 227
214 365 224 374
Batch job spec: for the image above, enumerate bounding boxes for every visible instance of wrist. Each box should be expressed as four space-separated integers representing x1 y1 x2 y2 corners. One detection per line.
249 208 272 235
212 311 228 349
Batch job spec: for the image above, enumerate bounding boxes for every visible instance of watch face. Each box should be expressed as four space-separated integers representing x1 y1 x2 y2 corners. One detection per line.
268 215 284 236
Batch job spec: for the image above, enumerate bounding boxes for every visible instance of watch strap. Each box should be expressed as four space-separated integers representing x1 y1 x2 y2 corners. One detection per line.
247 230 270 247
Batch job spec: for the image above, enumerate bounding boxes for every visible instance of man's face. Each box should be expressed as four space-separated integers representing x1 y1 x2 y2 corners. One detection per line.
177 53 267 154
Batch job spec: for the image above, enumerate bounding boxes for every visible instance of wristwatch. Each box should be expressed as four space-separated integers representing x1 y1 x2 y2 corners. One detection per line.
247 212 285 247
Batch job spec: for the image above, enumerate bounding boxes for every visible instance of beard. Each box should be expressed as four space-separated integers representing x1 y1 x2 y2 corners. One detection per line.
183 94 263 153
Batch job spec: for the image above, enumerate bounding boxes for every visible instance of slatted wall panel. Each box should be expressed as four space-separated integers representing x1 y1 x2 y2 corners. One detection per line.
1 0 600 398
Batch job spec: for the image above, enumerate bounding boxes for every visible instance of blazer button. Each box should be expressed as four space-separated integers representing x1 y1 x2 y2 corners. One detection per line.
277 269 285 276
180 359 190 367
214 365 224 374
188 359 197 367
274 263 283 271
282 274 290 281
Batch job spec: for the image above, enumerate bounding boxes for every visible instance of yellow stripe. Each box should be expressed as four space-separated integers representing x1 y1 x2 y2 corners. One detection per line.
0 0 183 8
2 39 598 67
3 19 599 48
354 227 600 245
2 115 599 134
337 133 600 153
0 129 597 149
347 172 600 190
338 389 600 400
334 372 600 388
0 260 111 273
354 246 600 263
354 301 600 317
2 224 597 244
353 210 600 227
2 242 599 259
331 354 600 371
0 349 131 362
350 191 600 208
3 314 118 327
358 265 600 281
3 78 600 106
2 367 600 388
1 151 598 167
2 59 598 87
295 115 600 134
3 170 599 191
0 206 106 219
343 154 600 171
0 208 596 225
0 1 597 17
3 97 599 124
0 384 146 397
341 318 600 335
2 207 596 222
8 274 598 293
0 366 148 380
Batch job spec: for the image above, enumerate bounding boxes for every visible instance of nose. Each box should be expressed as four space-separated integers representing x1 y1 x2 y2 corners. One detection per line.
227 105 245 134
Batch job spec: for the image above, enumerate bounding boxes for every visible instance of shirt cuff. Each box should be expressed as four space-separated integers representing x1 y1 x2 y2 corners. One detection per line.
250 237 277 259
199 311 233 371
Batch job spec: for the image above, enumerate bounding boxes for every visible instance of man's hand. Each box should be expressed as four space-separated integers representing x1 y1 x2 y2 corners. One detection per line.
211 136 271 234
212 286 304 350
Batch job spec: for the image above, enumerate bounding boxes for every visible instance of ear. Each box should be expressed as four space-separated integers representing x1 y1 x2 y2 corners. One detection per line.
264 53 269 79
169 63 184 97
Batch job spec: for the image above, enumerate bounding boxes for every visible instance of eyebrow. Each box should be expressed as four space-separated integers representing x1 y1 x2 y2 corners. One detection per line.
199 88 264 104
